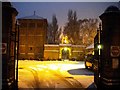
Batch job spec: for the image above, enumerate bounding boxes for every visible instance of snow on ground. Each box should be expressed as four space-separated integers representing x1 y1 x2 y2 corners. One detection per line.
18 60 94 89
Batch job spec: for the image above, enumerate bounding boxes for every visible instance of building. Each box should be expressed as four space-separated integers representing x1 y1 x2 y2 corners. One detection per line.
44 35 86 61
44 44 86 61
18 13 48 60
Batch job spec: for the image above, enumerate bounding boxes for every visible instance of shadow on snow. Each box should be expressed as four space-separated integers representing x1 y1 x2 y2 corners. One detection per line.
68 68 94 76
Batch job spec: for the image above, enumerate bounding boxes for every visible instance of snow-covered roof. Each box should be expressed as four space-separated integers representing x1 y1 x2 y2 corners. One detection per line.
86 43 94 49
59 44 72 46
44 44 59 47
72 45 85 47
45 44 86 47
18 14 44 20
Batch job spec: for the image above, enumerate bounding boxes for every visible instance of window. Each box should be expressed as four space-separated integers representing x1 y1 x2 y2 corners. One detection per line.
20 23 27 28
29 23 35 28
28 46 34 53
37 23 43 28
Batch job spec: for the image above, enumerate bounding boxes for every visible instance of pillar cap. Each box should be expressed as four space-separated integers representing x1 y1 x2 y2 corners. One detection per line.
99 5 120 19
105 5 120 13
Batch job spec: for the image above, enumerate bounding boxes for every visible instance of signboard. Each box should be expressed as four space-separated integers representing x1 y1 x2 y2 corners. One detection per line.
111 46 120 57
2 43 7 54
112 58 119 69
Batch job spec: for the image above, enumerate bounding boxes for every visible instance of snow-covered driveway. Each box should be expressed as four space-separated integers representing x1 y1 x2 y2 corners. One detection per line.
18 60 95 89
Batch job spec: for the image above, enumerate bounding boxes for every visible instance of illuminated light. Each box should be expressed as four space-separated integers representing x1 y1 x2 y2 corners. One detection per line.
99 73 101 77
64 39 67 43
98 44 102 55
61 35 69 44
98 44 102 49
64 47 68 51
16 47 17 50
92 51 94 55
64 36 69 44
49 64 58 70
60 64 85 71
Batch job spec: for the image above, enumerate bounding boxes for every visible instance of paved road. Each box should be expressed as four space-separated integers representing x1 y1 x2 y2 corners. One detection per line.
18 60 96 89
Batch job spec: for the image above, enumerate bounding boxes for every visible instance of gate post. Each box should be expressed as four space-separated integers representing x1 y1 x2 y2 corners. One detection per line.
95 5 120 88
2 2 18 89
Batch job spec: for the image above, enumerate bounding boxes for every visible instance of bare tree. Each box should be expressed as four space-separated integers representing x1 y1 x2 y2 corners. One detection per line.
79 18 99 46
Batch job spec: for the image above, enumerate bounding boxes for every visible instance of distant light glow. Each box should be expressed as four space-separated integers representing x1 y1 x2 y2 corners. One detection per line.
98 44 102 49
64 47 68 51
48 62 85 71
92 51 94 55
19 61 85 73
49 64 58 70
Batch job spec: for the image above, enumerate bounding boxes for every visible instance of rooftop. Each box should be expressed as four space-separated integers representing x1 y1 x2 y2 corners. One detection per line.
105 5 120 13
19 11 44 20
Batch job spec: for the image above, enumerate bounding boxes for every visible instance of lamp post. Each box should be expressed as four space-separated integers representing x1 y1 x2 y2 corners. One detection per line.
15 20 20 89
98 23 102 87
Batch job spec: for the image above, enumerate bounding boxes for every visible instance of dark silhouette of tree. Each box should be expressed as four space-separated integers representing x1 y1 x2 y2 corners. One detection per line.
47 14 58 44
64 10 80 44
47 11 99 46
47 23 53 44
52 14 58 44
55 27 62 44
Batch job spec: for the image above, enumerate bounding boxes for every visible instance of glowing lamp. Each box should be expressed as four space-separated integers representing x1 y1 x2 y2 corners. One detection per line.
98 44 102 49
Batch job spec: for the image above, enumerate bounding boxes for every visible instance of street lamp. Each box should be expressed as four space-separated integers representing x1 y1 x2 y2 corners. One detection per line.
15 20 20 89
98 44 102 49
98 44 102 55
